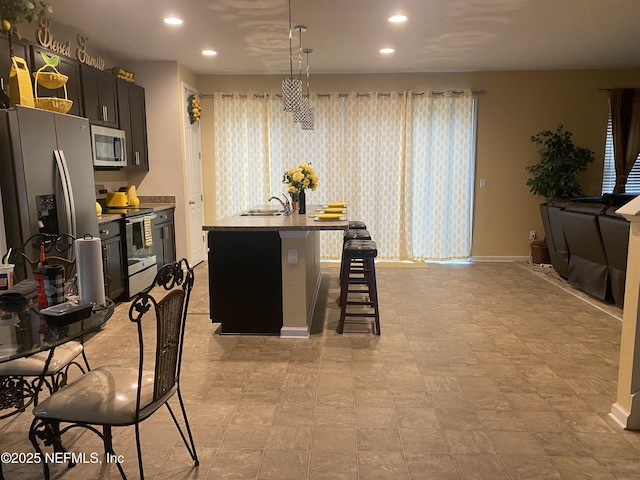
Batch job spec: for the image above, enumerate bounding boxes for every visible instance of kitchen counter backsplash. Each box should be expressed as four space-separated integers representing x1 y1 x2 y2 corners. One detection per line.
138 196 176 203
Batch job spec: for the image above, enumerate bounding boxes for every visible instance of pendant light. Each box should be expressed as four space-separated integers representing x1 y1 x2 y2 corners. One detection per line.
302 48 315 130
282 0 302 112
294 25 309 123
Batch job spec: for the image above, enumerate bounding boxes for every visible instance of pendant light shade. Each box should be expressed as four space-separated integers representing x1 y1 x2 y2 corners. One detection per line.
294 95 309 123
283 77 302 112
301 48 315 130
282 0 302 111
302 107 315 130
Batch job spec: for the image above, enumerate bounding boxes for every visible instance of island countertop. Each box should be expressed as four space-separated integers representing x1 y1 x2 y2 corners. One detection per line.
202 204 348 232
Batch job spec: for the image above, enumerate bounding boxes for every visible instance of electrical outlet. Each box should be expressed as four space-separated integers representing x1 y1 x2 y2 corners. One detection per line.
529 230 537 241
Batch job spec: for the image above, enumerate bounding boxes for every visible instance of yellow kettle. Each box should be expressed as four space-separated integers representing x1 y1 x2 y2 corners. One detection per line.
126 184 138 205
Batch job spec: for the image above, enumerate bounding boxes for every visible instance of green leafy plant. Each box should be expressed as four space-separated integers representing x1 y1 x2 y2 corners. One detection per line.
0 1 52 58
39 50 58 67
187 93 201 124
526 124 595 199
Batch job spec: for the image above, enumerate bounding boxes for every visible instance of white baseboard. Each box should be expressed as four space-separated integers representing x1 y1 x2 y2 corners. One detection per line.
470 256 529 262
610 402 630 429
280 326 310 338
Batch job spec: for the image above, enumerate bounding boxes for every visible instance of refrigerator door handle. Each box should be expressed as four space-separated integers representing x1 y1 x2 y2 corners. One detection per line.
54 149 77 237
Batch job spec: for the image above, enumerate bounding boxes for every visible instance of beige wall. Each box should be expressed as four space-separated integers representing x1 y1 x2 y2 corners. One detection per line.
195 70 640 257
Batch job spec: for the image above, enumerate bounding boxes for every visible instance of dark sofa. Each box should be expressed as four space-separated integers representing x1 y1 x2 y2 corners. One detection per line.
539 194 633 307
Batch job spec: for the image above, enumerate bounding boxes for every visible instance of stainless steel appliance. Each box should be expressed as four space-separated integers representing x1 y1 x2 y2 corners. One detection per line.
0 106 99 279
90 125 126 168
102 207 157 298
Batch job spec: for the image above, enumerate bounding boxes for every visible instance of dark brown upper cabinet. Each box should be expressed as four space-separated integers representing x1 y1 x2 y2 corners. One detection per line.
80 64 118 128
116 78 149 171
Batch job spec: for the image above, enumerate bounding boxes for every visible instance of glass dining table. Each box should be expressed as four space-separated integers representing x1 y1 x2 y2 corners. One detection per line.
0 298 113 480
0 298 114 415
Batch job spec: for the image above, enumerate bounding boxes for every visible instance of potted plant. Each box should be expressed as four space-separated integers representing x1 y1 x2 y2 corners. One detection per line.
526 124 595 264
0 1 52 60
526 124 595 199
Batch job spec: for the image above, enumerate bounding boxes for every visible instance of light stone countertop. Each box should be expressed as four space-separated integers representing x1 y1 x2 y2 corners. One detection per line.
97 203 176 224
203 204 349 232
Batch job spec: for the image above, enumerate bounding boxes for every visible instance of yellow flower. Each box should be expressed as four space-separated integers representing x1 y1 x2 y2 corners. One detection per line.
292 171 304 183
282 162 319 194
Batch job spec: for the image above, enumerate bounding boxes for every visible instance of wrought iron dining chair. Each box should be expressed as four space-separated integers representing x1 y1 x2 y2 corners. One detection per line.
28 259 199 480
0 233 88 420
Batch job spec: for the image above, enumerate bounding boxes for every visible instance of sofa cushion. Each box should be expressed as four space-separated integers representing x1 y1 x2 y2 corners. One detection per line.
560 203 609 300
599 207 630 307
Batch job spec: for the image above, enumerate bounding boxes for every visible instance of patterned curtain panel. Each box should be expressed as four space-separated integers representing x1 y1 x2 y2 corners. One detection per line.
211 92 271 220
341 92 409 260
211 90 476 261
409 91 476 260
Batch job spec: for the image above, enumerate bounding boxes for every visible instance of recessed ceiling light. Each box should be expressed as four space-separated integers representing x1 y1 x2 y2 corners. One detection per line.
388 15 407 23
380 48 395 54
164 17 183 25
202 50 217 56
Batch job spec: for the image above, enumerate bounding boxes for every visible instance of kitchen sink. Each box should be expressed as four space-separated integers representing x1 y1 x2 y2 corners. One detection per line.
240 209 285 216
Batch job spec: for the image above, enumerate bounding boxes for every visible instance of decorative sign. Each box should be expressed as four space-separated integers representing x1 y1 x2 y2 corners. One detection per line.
77 34 105 71
36 18 71 57
36 17 106 71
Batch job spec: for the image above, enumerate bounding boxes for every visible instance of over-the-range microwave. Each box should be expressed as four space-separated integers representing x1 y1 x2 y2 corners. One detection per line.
91 125 126 168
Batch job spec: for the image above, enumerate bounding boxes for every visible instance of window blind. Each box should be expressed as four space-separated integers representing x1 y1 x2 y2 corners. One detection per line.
602 106 640 194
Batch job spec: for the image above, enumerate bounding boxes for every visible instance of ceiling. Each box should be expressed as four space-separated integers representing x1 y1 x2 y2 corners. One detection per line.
47 0 640 76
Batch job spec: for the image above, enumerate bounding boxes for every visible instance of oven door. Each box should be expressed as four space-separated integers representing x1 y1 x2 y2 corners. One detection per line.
125 214 157 296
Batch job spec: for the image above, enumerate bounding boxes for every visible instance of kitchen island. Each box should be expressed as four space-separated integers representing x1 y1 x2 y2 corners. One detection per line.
203 206 348 337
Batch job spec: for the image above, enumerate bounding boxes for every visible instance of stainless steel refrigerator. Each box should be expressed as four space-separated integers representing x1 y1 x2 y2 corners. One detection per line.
0 106 99 279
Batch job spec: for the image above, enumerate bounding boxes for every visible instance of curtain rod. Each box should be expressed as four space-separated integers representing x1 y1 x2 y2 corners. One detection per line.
201 89 486 99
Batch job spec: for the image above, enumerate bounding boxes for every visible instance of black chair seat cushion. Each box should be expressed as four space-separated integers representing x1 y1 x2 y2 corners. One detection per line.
344 229 371 241
348 221 367 230
344 239 377 257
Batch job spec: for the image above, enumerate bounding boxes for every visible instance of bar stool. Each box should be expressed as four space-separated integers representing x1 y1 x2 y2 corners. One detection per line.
341 229 371 280
349 220 367 230
338 239 380 335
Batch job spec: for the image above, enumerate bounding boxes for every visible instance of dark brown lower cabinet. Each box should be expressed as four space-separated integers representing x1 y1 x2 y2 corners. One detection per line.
151 208 176 269
99 220 125 299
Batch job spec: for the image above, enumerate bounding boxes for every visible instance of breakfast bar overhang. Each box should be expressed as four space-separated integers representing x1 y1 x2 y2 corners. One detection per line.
202 206 348 337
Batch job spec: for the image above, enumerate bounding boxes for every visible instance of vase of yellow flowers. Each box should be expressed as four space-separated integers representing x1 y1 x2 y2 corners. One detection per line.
282 162 318 214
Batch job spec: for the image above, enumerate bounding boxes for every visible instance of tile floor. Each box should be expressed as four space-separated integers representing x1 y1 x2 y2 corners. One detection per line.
2 261 640 479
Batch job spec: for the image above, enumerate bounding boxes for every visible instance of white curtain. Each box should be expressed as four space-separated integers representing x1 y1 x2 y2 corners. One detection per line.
211 90 476 261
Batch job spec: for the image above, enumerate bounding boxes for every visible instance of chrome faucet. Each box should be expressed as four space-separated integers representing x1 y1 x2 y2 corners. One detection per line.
269 194 291 215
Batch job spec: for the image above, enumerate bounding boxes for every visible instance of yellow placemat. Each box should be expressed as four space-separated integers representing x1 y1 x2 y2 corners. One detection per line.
315 213 344 220
326 202 347 208
322 207 346 213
